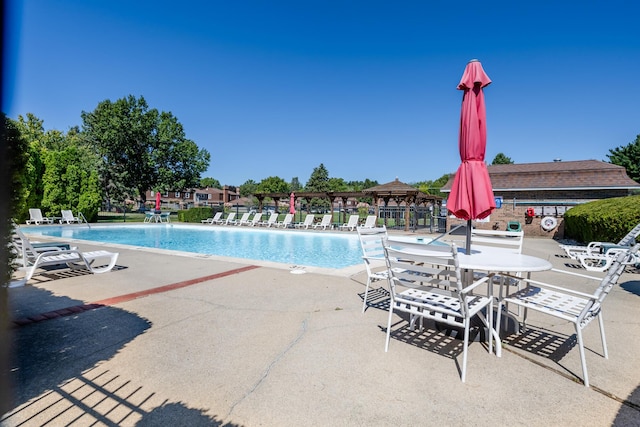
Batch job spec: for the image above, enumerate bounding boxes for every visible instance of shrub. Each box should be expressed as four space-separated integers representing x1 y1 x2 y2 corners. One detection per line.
563 195 640 243
177 206 221 223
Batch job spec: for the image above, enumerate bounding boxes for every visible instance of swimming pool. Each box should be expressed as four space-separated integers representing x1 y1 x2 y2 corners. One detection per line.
23 224 364 269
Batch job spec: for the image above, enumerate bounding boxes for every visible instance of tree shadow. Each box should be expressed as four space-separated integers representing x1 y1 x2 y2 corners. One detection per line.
612 384 640 426
620 280 640 297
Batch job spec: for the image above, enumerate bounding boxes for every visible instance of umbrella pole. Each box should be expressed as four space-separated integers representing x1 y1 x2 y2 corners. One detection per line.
466 219 472 254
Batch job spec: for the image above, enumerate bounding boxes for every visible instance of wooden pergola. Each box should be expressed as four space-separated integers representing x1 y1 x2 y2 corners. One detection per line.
254 178 441 231
362 178 442 231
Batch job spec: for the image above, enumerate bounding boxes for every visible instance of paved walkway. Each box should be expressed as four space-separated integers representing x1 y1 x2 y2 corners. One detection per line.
2 233 640 426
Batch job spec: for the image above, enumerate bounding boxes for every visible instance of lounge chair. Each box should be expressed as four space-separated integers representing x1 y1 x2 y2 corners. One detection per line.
26 208 54 225
259 212 279 227
313 214 333 230
295 214 315 229
235 212 252 226
560 222 640 260
222 212 237 225
201 212 223 224
245 212 262 226
276 213 293 228
59 210 82 224
497 244 639 387
339 214 359 231
24 248 119 282
359 215 377 229
12 226 72 268
576 247 640 272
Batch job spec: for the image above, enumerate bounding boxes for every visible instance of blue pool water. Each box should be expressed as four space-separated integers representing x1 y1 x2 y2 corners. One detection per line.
24 224 363 269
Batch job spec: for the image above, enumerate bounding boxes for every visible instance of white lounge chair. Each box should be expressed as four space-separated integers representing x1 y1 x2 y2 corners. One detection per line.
26 208 54 225
12 226 72 269
59 210 82 224
576 247 640 272
276 213 293 228
295 214 315 229
313 214 333 230
24 248 119 282
260 212 279 227
222 212 237 225
560 222 640 260
246 212 262 226
383 242 498 383
201 212 223 224
359 215 377 229
497 244 639 387
339 214 359 231
235 212 252 226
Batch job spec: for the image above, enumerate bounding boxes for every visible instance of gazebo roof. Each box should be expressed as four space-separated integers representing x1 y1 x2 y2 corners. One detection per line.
363 178 421 195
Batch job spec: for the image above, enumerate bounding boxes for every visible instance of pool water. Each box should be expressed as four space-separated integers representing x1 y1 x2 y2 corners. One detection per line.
24 224 363 269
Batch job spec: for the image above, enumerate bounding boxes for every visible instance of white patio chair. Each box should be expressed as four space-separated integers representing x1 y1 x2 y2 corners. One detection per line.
359 215 377 229
276 213 293 228
26 208 54 225
357 226 389 313
313 214 333 230
497 244 639 387
24 248 119 282
295 214 315 229
339 214 359 231
259 212 279 227
246 212 263 226
559 222 640 260
383 243 498 383
222 212 237 225
201 212 222 224
59 210 82 224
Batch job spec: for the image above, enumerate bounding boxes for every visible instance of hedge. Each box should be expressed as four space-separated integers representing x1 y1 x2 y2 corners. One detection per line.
563 195 640 243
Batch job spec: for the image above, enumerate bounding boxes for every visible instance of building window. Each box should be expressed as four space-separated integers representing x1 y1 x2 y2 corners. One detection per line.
184 192 190 199
175 192 180 198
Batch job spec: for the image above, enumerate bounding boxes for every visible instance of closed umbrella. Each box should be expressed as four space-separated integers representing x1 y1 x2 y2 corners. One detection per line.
447 59 496 254
289 192 296 215
155 191 161 212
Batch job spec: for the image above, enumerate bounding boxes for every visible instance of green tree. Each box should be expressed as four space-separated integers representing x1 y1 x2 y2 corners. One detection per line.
305 164 330 210
416 174 451 198
239 179 258 197
200 177 222 189
81 95 210 205
328 177 348 191
257 176 290 194
491 153 514 165
14 114 47 218
290 177 301 192
607 134 640 183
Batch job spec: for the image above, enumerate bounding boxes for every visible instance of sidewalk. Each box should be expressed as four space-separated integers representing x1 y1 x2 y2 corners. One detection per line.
2 235 640 426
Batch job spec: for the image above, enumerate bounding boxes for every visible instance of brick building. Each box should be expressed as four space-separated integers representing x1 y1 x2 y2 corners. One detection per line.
440 160 640 238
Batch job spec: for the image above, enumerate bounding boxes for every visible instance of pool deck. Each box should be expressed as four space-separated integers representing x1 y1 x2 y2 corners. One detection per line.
3 231 640 426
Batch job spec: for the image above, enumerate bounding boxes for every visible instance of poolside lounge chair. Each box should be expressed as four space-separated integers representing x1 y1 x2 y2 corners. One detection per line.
201 212 223 224
383 242 497 383
12 226 72 268
295 214 315 229
339 214 359 231
246 212 263 226
235 212 252 226
560 222 640 260
26 208 54 225
359 215 377 229
260 212 279 227
313 214 333 230
497 244 639 387
576 247 640 272
276 213 293 228
222 212 237 225
60 210 82 224
24 248 119 282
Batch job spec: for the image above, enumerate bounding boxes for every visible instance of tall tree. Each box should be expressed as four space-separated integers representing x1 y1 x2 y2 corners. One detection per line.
257 176 290 194
491 153 514 165
81 95 210 205
200 177 222 189
239 179 258 197
305 164 330 210
608 134 640 183
290 177 301 192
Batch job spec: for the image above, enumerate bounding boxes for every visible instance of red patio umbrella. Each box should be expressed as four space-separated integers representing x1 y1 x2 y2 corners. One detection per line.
289 192 296 215
155 191 161 212
447 59 496 253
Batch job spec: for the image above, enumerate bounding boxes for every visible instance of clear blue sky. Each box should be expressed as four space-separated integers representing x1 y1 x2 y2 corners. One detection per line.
5 1 639 187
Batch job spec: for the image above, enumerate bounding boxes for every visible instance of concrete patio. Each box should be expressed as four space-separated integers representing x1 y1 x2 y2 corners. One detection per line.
2 233 640 426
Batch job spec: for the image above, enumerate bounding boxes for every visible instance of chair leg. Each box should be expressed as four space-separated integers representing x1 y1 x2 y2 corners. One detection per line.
361 278 372 313
461 319 470 383
597 312 609 359
575 325 590 387
385 304 394 352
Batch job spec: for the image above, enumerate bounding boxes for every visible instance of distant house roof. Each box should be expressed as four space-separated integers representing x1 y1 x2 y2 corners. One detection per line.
440 160 640 192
